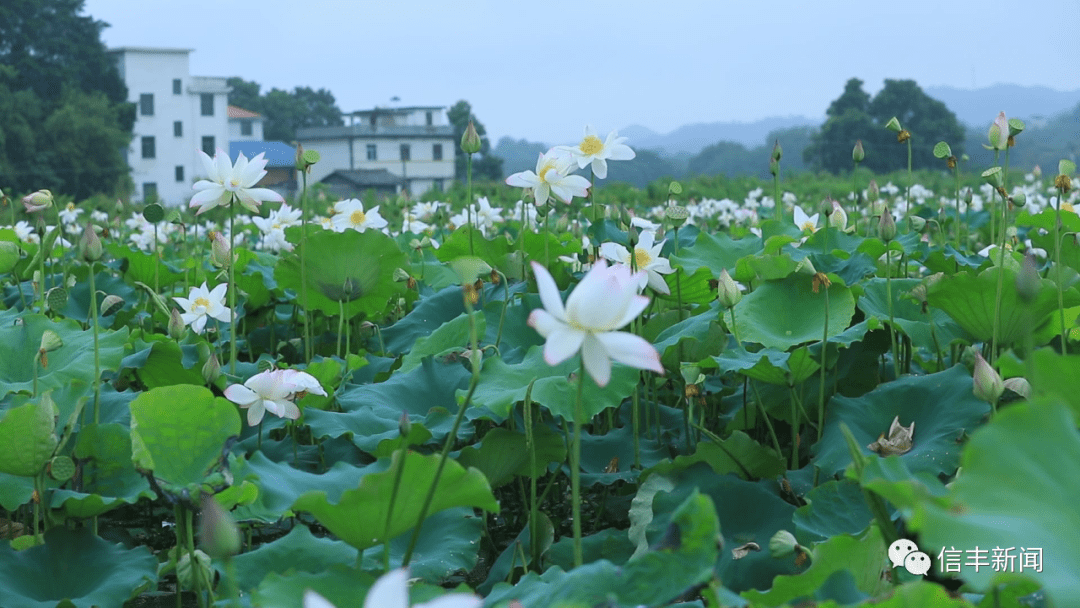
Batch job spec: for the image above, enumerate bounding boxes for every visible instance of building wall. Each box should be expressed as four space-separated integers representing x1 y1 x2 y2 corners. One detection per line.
110 48 231 207
229 118 265 141
298 133 455 196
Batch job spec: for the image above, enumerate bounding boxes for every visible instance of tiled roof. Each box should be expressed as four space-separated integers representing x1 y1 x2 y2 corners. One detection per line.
228 105 262 119
229 141 295 167
322 169 404 187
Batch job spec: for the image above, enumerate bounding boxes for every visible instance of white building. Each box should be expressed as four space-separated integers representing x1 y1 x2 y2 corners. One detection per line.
296 106 455 197
107 47 231 206
228 105 265 142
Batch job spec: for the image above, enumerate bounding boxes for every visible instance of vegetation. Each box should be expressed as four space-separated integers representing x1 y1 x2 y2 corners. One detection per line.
226 77 345 142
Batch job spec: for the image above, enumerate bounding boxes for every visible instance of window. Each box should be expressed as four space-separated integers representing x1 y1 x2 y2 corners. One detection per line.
175 166 185 182
432 143 443 161
173 78 182 95
141 136 155 159
139 93 154 116
434 179 444 192
200 93 214 116
369 114 376 127
366 144 377 161
425 111 433 126
174 121 183 137
240 120 252 136
400 144 410 161
143 183 158 202
201 136 215 157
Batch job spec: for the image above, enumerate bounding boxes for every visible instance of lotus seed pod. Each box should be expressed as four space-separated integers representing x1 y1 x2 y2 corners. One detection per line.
884 117 902 133
908 216 926 232
46 287 68 312
1012 191 1027 207
143 202 164 223
1004 377 1031 399
982 166 1003 188
40 329 63 353
48 455 75 482
392 268 411 282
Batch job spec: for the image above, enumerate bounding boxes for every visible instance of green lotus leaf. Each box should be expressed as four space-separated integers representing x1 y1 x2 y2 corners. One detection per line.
275 227 411 319
49 423 154 519
908 400 1080 604
0 313 129 398
0 527 157 608
478 513 555 594
714 345 820 386
230 451 374 523
291 450 498 551
858 277 970 350
469 344 639 422
741 524 890 605
129 384 241 494
670 229 763 277
251 565 376 608
927 266 1080 346
813 365 990 479
399 311 485 373
793 479 875 544
733 275 856 351
358 507 483 583
456 425 566 488
0 394 56 477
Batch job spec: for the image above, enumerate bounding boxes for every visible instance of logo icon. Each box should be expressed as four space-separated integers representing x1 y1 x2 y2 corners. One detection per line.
888 539 931 576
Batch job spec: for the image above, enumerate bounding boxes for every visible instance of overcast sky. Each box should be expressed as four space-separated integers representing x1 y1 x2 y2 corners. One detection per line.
83 0 1078 145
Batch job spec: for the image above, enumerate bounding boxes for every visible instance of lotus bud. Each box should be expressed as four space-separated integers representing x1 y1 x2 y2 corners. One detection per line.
988 112 1009 151
101 294 124 316
210 231 231 268
879 208 896 242
1016 253 1040 304
771 140 782 162
1004 377 1031 399
398 411 412 438
461 121 481 154
23 189 54 213
964 187 974 206
79 223 103 262
555 214 569 232
852 140 865 163
830 200 848 231
0 241 19 274
867 180 880 203
884 117 902 133
168 308 186 340
201 353 222 384
769 156 779 177
971 350 1004 405
198 494 241 558
769 530 801 559
1032 165 1042 179
717 268 742 309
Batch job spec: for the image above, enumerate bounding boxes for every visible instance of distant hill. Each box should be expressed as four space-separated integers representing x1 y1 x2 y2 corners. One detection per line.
618 116 821 156
924 84 1080 127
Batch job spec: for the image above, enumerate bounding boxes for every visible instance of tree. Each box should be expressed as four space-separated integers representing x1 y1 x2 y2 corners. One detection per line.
0 1 133 197
227 80 344 142
447 100 503 181
805 78 965 174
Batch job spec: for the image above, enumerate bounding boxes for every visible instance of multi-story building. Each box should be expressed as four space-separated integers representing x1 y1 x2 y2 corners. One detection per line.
107 47 231 206
296 106 455 197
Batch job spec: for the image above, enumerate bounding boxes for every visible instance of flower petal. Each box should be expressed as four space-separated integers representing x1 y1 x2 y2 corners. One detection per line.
224 383 259 407
581 333 612 387
594 331 663 374
542 326 586 367
364 568 410 608
530 262 566 322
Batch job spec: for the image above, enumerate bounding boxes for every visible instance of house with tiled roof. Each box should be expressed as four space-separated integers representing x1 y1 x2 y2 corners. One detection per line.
228 105 265 142
297 106 455 197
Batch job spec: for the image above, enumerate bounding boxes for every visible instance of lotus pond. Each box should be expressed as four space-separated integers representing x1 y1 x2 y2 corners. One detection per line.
0 134 1079 608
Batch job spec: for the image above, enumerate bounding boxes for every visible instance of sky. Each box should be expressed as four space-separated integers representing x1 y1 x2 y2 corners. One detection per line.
82 0 1079 145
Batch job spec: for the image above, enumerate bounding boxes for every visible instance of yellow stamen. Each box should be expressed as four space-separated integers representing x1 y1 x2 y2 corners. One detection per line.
192 296 210 311
579 135 603 156
634 248 652 268
350 210 367 225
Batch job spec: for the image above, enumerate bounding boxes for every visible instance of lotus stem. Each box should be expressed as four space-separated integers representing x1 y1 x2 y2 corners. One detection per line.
571 355 585 568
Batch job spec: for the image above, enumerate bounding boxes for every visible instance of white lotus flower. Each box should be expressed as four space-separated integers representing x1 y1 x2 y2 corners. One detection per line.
506 149 590 205
224 368 327 426
331 198 388 232
793 205 819 233
559 125 636 179
172 282 232 334
190 149 284 215
598 230 675 294
528 260 663 387
303 567 480 608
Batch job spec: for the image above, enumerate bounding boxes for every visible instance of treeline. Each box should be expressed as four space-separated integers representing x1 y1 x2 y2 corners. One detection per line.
0 0 134 199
